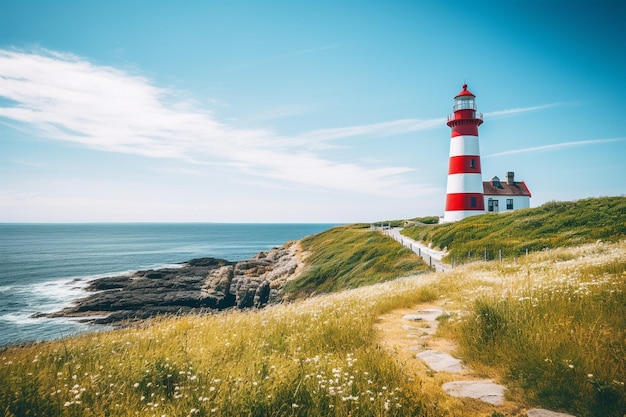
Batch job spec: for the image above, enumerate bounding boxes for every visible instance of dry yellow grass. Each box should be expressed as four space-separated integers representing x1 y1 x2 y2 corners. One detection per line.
1 240 624 416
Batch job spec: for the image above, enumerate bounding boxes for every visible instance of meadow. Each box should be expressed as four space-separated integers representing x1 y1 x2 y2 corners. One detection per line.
1 197 625 416
1 270 442 417
284 224 431 298
401 196 626 263
440 242 626 416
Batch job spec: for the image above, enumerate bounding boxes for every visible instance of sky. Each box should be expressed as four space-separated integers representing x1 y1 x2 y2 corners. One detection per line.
0 0 624 223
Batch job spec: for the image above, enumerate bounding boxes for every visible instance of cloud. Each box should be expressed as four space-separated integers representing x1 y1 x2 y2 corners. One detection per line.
297 117 445 142
483 103 566 118
292 103 562 144
0 48 417 196
484 137 626 158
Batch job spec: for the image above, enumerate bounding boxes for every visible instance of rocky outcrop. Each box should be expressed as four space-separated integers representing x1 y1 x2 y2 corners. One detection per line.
42 241 305 325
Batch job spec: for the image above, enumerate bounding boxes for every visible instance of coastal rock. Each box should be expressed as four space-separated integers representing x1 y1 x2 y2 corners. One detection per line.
41 242 304 325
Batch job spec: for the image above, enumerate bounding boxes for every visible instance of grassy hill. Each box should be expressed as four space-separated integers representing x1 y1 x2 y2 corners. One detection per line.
401 196 626 263
284 224 430 298
1 197 624 416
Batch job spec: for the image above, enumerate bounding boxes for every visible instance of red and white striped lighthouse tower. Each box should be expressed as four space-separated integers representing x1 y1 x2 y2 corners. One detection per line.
443 84 485 222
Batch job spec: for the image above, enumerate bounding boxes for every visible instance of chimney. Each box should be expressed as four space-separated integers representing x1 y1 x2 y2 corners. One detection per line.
506 171 515 185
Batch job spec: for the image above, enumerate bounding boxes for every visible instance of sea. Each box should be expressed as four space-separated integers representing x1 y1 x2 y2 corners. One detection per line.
0 223 336 347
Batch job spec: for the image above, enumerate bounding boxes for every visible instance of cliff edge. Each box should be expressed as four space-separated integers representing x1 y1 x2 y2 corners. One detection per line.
41 241 306 325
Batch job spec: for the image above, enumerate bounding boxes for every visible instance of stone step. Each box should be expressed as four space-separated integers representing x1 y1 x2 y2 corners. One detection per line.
442 379 506 405
416 350 466 373
402 308 445 322
527 409 577 417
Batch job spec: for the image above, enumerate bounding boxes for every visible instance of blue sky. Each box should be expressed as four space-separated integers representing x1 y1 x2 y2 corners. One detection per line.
0 0 624 222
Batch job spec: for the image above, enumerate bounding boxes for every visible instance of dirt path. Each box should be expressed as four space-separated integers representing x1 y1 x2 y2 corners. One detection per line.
375 302 577 417
383 227 452 272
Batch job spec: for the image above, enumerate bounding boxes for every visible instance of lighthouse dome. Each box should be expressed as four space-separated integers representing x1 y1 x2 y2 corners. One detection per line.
453 83 477 111
455 84 476 98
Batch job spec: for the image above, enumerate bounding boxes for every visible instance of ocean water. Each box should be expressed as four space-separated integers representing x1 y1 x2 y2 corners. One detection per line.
0 223 335 347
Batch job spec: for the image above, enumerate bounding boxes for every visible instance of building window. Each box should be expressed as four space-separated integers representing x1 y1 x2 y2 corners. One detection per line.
470 197 477 208
487 199 494 212
470 159 476 169
507 199 514 210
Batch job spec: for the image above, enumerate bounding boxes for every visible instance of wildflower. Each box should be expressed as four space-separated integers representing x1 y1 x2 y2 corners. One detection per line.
133 382 140 388
568 364 574 369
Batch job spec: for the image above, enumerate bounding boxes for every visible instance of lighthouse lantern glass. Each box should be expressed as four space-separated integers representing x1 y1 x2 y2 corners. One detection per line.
454 97 476 111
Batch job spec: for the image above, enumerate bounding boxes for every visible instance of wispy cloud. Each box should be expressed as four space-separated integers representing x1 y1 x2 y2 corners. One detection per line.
0 48 416 196
297 117 445 142
0 48 570 197
483 103 563 118
485 137 626 158
293 103 562 144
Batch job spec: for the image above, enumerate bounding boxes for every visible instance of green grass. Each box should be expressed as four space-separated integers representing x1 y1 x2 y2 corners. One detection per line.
4 240 624 416
408 216 440 225
0 275 441 417
2 199 626 416
401 196 626 263
284 224 430 298
455 251 626 416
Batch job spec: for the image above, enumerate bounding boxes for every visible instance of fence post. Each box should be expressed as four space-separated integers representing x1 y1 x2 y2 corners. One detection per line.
484 248 487 261
468 251 471 262
526 248 529 256
499 249 502 261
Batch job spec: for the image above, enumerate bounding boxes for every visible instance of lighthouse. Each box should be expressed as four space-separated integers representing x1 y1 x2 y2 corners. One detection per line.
443 84 485 222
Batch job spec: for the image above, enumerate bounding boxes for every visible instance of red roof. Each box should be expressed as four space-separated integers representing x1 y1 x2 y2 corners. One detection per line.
455 83 475 98
483 179 532 197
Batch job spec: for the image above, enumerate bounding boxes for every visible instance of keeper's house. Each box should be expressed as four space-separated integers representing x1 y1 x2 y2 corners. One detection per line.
483 171 531 213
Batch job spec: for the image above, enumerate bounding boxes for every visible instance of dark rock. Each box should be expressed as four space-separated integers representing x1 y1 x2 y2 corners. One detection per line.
254 281 271 308
38 243 302 326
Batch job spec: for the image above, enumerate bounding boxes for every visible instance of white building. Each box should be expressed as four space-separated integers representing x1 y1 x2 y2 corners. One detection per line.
483 171 531 213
